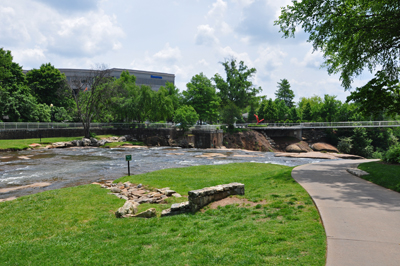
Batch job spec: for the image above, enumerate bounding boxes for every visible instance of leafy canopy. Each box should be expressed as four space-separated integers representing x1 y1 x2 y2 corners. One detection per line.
26 63 73 109
213 59 261 109
183 73 220 123
275 0 400 90
174 105 199 132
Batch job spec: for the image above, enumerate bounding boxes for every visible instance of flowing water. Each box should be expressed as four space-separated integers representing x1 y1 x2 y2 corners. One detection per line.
0 147 330 199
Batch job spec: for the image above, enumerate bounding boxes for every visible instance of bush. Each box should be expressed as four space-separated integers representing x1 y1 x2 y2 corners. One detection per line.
337 137 352 154
383 145 400 164
351 127 373 158
372 151 383 159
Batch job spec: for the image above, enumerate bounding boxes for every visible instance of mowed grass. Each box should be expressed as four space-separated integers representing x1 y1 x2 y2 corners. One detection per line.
0 136 82 150
358 161 400 192
0 135 144 150
0 163 326 265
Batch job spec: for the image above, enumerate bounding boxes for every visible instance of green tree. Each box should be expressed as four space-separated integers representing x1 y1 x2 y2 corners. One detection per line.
298 95 323 121
289 106 299 121
321 95 341 122
0 48 44 122
275 99 290 121
63 65 116 138
347 70 400 117
275 0 400 114
174 105 199 132
264 99 278 122
220 102 242 126
213 59 261 109
275 79 294 108
256 99 268 122
183 73 220 123
151 86 174 122
302 102 312 121
26 63 74 109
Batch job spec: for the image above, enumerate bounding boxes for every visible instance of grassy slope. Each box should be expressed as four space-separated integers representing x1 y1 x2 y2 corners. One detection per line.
358 162 400 192
0 163 326 265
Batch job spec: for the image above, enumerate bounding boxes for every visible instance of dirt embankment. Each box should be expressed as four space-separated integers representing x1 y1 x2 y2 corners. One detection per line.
223 130 275 152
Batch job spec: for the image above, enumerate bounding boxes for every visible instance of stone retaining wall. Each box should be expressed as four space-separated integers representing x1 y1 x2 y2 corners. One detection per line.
192 130 223 148
161 182 245 216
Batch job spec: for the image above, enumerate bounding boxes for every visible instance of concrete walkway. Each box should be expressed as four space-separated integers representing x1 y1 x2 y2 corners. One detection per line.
292 159 400 266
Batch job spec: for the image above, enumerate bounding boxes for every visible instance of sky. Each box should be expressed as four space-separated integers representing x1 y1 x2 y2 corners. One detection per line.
0 0 373 103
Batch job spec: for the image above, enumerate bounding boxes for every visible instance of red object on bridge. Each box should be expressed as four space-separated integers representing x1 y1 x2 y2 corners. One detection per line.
254 114 264 124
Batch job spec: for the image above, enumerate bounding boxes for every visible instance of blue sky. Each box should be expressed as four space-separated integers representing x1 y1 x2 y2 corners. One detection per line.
0 0 373 102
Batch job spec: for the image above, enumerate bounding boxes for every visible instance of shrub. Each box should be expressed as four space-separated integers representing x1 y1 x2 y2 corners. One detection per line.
383 145 400 164
337 137 352 154
372 151 383 159
351 127 373 158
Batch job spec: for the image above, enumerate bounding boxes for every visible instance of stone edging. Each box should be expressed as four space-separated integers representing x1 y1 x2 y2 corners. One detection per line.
346 168 369 177
161 182 245 217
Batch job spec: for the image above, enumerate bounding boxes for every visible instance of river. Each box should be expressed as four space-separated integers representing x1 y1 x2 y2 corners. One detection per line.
0 146 329 199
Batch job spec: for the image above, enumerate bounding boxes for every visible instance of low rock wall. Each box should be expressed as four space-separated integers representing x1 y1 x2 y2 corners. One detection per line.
161 182 245 216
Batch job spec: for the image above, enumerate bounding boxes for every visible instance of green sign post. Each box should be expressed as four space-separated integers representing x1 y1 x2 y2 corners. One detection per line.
125 155 132 176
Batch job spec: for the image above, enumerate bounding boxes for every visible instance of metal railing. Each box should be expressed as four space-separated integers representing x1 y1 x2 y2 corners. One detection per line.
1 121 399 131
0 122 222 131
244 120 400 129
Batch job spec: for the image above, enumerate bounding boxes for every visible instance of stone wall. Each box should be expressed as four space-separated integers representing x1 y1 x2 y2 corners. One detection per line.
192 130 223 148
161 182 245 216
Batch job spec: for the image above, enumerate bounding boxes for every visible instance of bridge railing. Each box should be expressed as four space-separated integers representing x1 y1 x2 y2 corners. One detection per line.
244 120 400 128
0 122 224 131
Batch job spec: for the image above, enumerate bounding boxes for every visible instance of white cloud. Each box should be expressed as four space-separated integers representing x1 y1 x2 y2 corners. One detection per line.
290 48 324 69
48 12 125 57
217 46 253 67
195 24 219 46
12 48 46 68
153 43 182 64
0 2 124 61
207 0 227 19
0 6 31 45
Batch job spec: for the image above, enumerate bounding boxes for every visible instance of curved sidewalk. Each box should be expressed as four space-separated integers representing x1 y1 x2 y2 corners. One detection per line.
292 159 400 266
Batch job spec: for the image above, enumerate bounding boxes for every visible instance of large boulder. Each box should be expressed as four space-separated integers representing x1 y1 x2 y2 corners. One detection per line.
98 139 109 146
311 143 339 153
29 143 41 148
90 138 99 146
115 200 139 218
133 208 157 218
285 144 308 153
52 142 66 148
70 140 79 146
82 138 91 146
64 141 74 147
118 136 126 142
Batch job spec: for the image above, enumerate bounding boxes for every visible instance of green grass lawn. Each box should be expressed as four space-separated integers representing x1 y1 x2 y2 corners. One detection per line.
358 161 400 192
0 136 82 150
0 135 145 150
0 163 326 265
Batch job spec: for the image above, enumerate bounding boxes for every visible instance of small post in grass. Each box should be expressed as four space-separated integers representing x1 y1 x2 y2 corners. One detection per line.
125 155 132 176
39 133 42 143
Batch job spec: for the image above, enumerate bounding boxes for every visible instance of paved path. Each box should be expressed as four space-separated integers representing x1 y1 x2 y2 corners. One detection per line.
292 159 400 266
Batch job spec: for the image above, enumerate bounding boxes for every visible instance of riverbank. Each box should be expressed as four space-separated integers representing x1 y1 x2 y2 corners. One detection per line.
0 163 326 265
